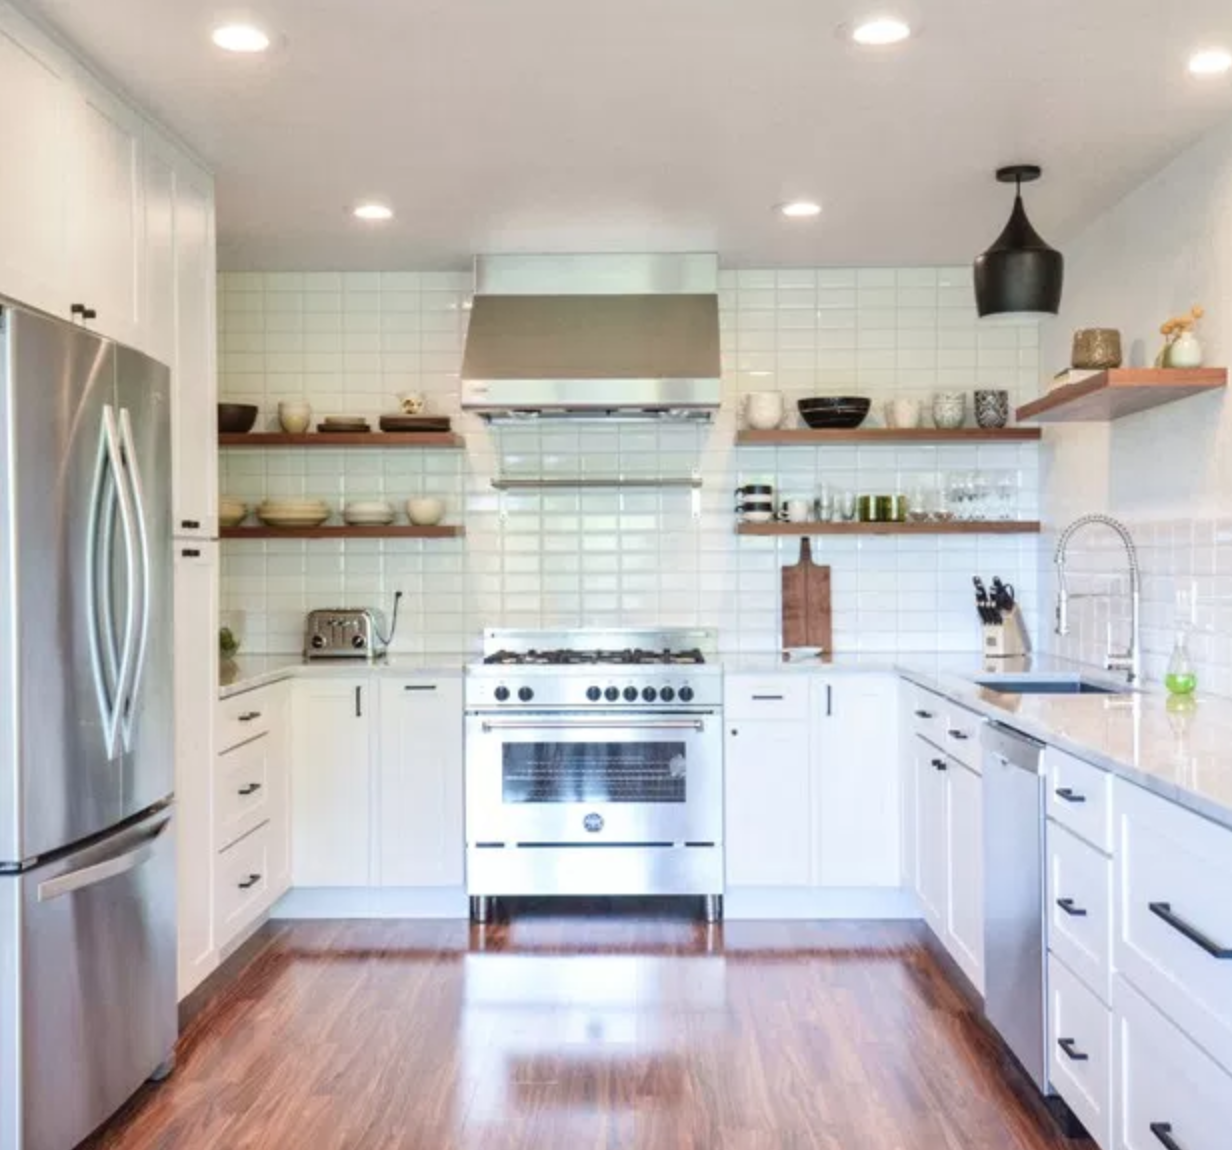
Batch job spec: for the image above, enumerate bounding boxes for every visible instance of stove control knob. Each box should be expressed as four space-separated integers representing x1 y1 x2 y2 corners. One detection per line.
659 686 675 702
518 687 534 702
310 634 326 649
604 686 620 702
623 686 639 702
586 686 602 702
351 634 366 649
678 686 695 703
494 686 510 702
642 686 658 702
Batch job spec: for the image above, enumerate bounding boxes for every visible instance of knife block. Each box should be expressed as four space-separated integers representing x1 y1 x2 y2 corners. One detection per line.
983 604 1031 659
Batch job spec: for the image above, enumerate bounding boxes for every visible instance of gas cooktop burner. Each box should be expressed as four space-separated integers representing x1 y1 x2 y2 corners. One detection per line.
483 647 707 667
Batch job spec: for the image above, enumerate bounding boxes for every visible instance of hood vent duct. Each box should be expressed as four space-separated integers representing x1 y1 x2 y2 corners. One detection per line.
460 254 721 422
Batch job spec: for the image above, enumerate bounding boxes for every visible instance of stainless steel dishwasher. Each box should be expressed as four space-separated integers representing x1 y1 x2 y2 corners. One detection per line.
982 721 1050 1094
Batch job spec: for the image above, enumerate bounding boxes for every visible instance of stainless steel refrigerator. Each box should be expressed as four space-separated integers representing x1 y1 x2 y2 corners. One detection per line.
0 301 176 1150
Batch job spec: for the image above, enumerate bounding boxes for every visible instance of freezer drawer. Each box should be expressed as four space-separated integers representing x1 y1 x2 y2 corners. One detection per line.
0 806 177 1150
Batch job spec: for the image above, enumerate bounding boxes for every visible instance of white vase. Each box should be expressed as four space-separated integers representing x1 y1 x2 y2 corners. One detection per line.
744 391 785 430
1169 332 1204 369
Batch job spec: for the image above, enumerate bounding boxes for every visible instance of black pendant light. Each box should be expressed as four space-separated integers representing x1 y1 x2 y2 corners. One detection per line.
974 164 1063 318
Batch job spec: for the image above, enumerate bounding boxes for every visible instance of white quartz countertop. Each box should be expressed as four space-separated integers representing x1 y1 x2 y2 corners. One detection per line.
219 653 469 698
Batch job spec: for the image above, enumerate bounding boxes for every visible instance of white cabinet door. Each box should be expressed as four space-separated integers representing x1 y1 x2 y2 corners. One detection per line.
0 9 69 314
170 153 217 537
725 719 812 887
173 540 218 999
63 70 144 347
947 758 985 994
377 677 464 887
291 678 372 887
916 741 949 935
900 685 919 895
142 134 176 367
813 675 900 887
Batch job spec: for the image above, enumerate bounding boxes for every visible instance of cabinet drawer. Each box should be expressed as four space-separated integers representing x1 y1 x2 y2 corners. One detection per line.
1115 779 1232 1075
1116 976 1232 1150
1048 821 1113 1004
907 684 947 747
214 735 271 852
214 821 271 946
1046 747 1112 854
942 702 982 771
1048 954 1112 1150
724 675 810 722
216 686 284 753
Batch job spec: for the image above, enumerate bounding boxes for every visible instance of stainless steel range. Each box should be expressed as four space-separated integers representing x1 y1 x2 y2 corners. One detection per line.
465 629 724 922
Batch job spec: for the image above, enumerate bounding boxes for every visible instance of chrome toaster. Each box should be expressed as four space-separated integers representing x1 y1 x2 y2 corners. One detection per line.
304 608 387 659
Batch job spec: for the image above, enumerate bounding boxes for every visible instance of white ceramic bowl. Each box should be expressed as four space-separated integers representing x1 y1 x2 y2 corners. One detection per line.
278 400 313 434
406 497 445 526
218 497 248 528
344 500 395 525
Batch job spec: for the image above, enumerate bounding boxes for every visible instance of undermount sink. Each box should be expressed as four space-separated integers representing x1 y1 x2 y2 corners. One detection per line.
973 675 1127 696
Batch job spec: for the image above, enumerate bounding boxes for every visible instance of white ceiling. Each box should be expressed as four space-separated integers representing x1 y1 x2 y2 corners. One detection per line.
26 0 1232 271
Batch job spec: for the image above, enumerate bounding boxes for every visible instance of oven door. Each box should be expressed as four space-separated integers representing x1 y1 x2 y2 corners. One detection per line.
465 710 722 845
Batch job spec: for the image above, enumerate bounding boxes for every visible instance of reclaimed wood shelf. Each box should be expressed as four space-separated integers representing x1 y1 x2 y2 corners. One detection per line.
221 525 464 540
1016 368 1227 423
736 428 1041 445
737 520 1041 537
219 432 464 448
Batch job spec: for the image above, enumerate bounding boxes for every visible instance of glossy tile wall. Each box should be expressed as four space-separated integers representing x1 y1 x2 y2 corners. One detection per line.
218 267 1041 656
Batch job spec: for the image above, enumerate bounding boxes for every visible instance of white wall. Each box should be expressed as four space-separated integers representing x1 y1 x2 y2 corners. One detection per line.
1041 117 1232 693
218 267 1041 657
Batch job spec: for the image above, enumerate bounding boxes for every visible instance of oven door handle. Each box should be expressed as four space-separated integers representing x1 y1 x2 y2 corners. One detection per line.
479 719 707 733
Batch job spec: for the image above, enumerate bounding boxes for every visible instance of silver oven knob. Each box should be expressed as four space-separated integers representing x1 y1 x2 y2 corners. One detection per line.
678 685 695 702
310 634 326 649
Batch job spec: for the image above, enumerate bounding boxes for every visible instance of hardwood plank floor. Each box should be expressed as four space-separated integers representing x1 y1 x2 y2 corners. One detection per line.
87 916 1090 1150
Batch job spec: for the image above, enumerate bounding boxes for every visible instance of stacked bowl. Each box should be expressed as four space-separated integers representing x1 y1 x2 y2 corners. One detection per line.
797 397 871 430
257 499 331 528
219 497 249 528
343 500 396 526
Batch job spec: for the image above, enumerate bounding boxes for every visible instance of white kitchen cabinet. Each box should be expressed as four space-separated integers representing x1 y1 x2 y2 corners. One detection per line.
947 756 985 994
0 7 69 315
1049 953 1113 1150
725 717 812 887
916 742 949 935
291 677 373 887
377 676 464 887
173 541 218 998
812 675 900 887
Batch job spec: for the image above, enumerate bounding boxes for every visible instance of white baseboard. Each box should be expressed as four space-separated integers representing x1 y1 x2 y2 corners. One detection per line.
724 886 922 920
271 886 469 919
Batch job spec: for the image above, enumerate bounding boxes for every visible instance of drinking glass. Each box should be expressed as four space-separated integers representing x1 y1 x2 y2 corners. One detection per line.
995 470 1018 520
838 490 857 521
944 471 968 520
816 483 835 523
970 471 991 521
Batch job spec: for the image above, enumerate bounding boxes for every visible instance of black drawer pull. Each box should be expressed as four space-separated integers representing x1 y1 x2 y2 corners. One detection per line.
181 519 201 530
1056 898 1088 918
1055 787 1086 804
948 728 970 740
751 694 784 701
238 711 262 722
1056 1037 1089 1062
404 684 438 692
237 783 262 796
914 709 934 719
932 758 947 771
181 548 201 558
1149 902 1232 959
237 873 262 890
1150 1123 1184 1150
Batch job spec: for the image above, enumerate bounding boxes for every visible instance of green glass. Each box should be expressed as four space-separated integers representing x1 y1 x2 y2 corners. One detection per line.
1165 632 1197 695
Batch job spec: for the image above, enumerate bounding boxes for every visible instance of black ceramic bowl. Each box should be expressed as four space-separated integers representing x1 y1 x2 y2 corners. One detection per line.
218 403 259 434
797 397 870 429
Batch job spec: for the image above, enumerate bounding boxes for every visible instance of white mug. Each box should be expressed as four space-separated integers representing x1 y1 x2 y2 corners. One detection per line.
884 398 922 429
779 497 812 523
744 392 785 431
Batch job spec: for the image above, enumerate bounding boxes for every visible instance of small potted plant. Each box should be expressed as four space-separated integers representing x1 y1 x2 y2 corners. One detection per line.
1156 305 1205 368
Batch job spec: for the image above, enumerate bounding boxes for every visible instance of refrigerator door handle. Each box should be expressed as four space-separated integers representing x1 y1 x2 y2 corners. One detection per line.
117 408 151 753
36 815 171 901
85 415 118 751
106 405 141 760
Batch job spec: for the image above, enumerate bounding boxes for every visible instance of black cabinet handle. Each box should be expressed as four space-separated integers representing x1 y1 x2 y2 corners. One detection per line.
751 694 784 701
1056 1038 1089 1062
355 685 363 718
1149 902 1232 959
404 684 437 691
932 758 947 771
237 783 262 796
1150 1123 1184 1150
1056 897 1088 918
181 548 201 558
181 519 201 530
238 711 261 722
948 728 970 741
826 684 832 717
70 303 97 321
914 710 934 719
730 728 738 736
1055 787 1087 804
237 873 261 890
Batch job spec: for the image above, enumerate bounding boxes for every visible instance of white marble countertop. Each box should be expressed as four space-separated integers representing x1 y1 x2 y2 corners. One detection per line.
220 652 469 699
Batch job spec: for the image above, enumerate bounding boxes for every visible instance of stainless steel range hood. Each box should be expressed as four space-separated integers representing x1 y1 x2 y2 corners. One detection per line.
460 254 721 421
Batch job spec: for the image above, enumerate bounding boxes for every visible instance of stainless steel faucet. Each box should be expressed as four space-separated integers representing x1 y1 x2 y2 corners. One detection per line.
1054 514 1141 683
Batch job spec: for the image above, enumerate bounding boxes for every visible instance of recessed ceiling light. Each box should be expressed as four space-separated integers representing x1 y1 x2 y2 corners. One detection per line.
211 24 270 53
353 203 394 222
1189 48 1232 76
851 17 912 46
778 201 822 219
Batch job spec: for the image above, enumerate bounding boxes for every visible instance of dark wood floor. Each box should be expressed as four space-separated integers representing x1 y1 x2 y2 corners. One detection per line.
88 914 1089 1150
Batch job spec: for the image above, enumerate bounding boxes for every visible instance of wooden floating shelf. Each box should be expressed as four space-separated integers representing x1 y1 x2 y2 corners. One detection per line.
737 520 1041 537
221 525 464 540
219 432 465 448
1016 368 1227 423
735 428 1041 445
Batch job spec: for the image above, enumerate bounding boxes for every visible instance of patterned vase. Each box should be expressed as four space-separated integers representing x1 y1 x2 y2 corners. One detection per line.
932 391 966 430
974 390 1009 429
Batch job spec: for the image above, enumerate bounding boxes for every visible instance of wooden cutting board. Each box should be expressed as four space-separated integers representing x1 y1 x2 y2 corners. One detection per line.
781 538 832 652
